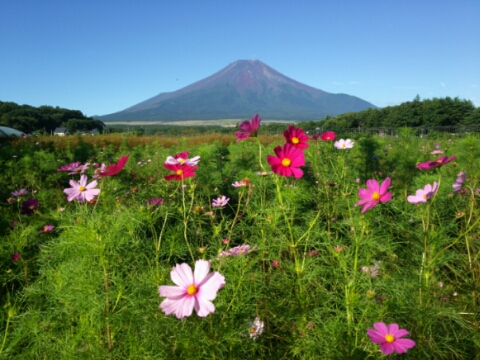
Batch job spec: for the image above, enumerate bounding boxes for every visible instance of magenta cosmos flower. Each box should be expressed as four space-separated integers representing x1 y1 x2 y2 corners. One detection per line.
407 182 439 204
320 131 336 141
283 125 309 149
165 151 200 166
158 259 225 319
355 178 392 213
164 163 198 181
148 197 164 206
63 175 100 203
40 225 55 233
267 143 305 178
417 155 456 170
235 114 261 142
99 155 129 177
367 322 416 355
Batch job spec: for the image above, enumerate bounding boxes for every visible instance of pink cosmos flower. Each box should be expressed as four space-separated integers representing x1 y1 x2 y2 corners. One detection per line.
57 161 81 173
355 178 392 213
12 189 29 197
148 198 164 206
407 182 439 204
218 244 256 258
40 225 55 233
212 196 230 207
158 259 225 319
283 125 309 149
235 114 261 142
266 143 305 178
232 180 247 188
99 155 129 177
63 175 101 203
164 163 198 181
320 131 336 141
367 322 416 355
334 139 354 149
92 163 107 179
165 151 201 166
452 171 466 193
417 155 456 170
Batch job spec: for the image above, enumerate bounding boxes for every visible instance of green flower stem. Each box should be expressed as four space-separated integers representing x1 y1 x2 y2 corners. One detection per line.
103 264 113 357
180 178 195 263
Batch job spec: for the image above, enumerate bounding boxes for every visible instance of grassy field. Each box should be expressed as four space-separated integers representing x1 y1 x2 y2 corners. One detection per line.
0 127 479 359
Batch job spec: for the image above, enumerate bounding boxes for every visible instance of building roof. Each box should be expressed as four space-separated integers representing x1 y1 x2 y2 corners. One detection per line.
53 127 68 133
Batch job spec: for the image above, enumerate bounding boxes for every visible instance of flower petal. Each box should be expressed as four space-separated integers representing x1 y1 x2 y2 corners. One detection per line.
170 263 194 287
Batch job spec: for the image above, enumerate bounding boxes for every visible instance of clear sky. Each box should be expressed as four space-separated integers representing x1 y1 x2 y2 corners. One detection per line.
1 0 478 117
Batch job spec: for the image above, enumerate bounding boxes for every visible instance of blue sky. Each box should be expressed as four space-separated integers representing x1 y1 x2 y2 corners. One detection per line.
1 0 478 117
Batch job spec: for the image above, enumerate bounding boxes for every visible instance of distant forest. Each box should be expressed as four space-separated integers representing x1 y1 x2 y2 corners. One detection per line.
1 96 479 136
0 101 105 134
319 96 480 130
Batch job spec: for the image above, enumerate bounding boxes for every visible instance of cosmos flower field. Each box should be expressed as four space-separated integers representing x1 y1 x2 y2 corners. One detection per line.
1 118 480 359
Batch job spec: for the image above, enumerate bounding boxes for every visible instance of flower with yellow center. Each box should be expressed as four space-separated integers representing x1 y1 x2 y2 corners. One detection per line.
187 284 197 295
176 169 183 175
282 158 291 167
385 334 395 343
79 186 86 192
291 137 299 144
371 192 380 200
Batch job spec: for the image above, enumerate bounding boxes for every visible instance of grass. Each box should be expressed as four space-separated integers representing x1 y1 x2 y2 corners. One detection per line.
0 130 479 359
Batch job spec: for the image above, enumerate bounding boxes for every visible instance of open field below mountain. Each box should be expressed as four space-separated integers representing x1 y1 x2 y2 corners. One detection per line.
105 119 296 127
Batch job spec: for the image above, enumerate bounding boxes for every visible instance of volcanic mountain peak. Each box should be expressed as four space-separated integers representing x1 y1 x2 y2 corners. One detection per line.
98 60 377 121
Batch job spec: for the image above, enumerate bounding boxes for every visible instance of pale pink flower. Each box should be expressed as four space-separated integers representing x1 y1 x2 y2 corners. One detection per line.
11 189 29 197
92 163 107 179
212 196 230 207
367 322 415 355
334 139 354 150
407 182 439 204
452 171 466 193
63 175 100 203
249 317 264 340
218 244 256 258
164 151 200 166
158 260 225 319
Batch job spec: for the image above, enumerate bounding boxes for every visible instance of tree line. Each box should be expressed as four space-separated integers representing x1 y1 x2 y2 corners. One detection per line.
0 101 105 134
319 96 480 130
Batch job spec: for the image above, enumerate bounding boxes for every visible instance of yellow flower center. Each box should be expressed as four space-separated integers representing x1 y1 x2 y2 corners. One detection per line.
282 158 291 167
423 194 427 200
342 144 346 148
79 186 86 192
371 192 380 200
187 284 197 295
292 137 299 144
176 169 183 175
178 158 186 164
326 136 330 140
385 334 395 343
249 327 257 334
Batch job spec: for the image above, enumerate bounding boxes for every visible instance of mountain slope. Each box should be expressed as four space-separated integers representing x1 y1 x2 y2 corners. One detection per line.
97 60 377 122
